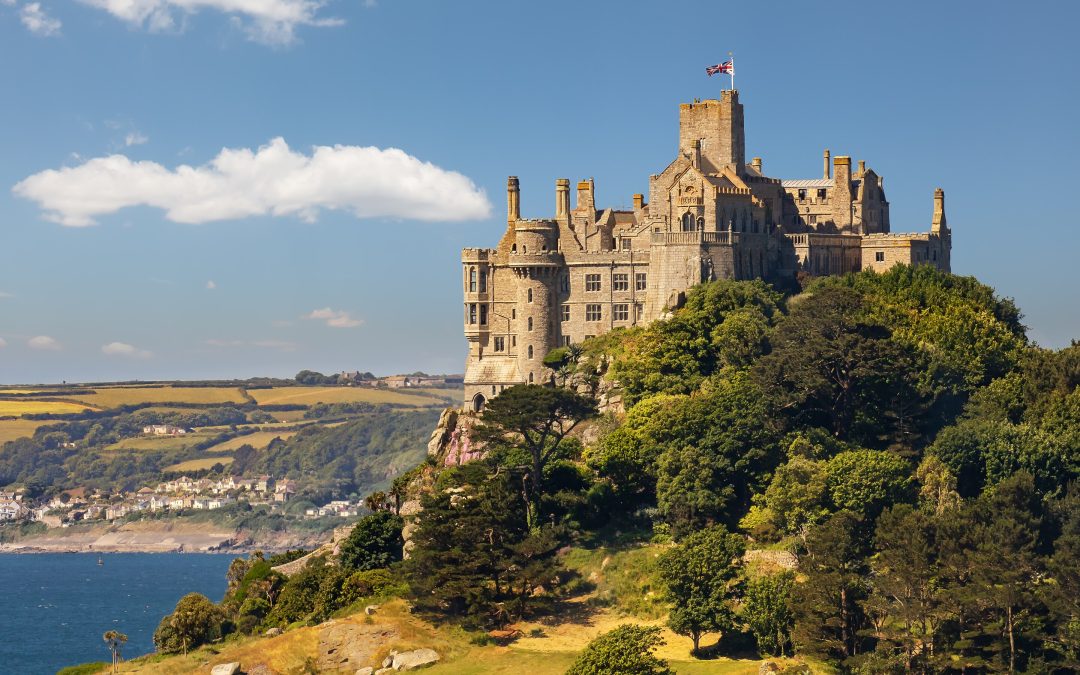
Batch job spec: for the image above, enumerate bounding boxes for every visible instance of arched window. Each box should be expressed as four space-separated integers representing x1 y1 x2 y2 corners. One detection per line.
528 345 534 359
529 372 534 383
527 288 533 303
681 212 694 231
471 393 485 412
527 317 533 331
697 217 705 230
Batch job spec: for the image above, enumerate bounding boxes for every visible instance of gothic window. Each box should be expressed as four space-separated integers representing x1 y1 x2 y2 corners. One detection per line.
479 270 487 293
636 272 647 291
528 345 534 359
613 273 629 291
613 304 629 321
585 274 601 292
494 336 505 352
468 268 476 292
586 304 602 321
527 288 533 303
480 304 487 325
561 304 570 322
681 212 694 231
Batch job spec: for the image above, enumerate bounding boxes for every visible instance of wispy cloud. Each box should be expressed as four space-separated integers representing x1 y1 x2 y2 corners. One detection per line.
0 291 13 299
304 307 361 328
19 2 61 36
205 280 216 290
13 137 492 227
28 335 61 350
78 0 343 46
0 338 7 348
124 131 149 147
102 341 153 358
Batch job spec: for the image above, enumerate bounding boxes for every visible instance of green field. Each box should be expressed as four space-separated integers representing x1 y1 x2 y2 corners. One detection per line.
164 456 235 472
68 386 247 408
0 400 94 416
249 386 442 407
106 431 217 452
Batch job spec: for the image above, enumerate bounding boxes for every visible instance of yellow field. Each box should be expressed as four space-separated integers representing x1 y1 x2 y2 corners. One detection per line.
68 386 247 408
248 386 442 407
0 419 50 444
0 400 94 416
164 456 235 472
204 430 298 452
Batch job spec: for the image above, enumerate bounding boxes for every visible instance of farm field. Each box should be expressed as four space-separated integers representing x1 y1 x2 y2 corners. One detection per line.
204 430 298 452
248 386 444 407
106 431 218 452
0 400 94 416
0 419 51 444
164 456 235 472
68 386 247 408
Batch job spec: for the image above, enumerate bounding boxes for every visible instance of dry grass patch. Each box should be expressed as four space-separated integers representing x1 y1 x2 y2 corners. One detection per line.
164 456 235 472
0 400 94 416
249 386 438 407
106 432 217 453
0 419 50 444
204 431 297 452
69 386 246 408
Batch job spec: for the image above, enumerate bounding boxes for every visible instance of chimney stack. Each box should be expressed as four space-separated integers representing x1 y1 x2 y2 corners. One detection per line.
555 179 570 220
507 176 520 222
823 149 831 179
857 159 866 177
932 188 947 232
632 193 644 210
751 157 762 173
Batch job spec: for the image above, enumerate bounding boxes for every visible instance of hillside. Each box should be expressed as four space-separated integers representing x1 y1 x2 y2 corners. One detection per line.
63 266 1080 674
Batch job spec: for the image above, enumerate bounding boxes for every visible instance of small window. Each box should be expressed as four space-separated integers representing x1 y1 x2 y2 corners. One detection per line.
527 317 533 331
511 336 516 347
809 215 817 224
613 273 629 291
621 238 631 250
529 372 534 383
527 345 534 359
798 189 807 201
467 304 477 324
479 270 487 293
468 267 477 292
480 304 487 325
613 304 629 321
697 217 705 230
562 336 571 346
560 275 570 293
586 304 602 321
494 336 505 352
511 308 516 320
636 272 647 291
875 251 885 263
817 188 827 200
932 250 938 261
584 335 595 341
635 303 643 321
561 304 570 322
527 288 533 303
585 274 601 292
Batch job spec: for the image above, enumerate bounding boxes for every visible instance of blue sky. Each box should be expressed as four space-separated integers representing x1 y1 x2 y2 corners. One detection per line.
1 0 1077 384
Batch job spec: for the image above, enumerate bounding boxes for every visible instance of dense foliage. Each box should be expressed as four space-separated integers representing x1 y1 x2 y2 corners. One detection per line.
566 624 673 675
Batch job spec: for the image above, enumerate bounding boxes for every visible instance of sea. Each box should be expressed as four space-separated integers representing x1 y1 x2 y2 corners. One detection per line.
0 553 234 674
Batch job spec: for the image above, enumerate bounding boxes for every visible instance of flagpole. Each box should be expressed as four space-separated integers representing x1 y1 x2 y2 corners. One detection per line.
729 51 735 91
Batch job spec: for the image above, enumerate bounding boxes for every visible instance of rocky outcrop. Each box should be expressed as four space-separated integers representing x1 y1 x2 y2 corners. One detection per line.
391 648 440 671
317 622 400 673
272 523 357 577
210 663 240 675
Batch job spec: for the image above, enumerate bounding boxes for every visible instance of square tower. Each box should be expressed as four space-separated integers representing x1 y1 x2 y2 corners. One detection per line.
678 90 745 174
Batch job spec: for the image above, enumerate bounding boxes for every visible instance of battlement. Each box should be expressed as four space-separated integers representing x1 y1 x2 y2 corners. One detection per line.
461 248 495 262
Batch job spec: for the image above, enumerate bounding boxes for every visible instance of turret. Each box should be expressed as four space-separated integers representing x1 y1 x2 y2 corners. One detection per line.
507 176 520 222
678 90 745 174
932 188 947 232
831 156 853 230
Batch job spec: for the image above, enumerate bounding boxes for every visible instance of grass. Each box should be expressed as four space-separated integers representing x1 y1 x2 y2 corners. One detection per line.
249 386 444 407
204 430 297 452
106 432 217 452
68 386 247 408
562 541 669 619
0 400 94 416
0 418 50 444
164 456 235 472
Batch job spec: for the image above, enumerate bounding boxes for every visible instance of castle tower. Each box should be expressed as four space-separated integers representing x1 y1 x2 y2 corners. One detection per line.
678 90 745 174
931 188 947 232
831 156 853 231
509 220 561 386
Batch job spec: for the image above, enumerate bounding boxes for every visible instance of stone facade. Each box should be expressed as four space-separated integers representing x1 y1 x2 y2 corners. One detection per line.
462 91 952 409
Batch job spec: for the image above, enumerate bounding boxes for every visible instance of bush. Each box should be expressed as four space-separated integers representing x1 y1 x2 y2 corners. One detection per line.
566 624 673 675
339 511 405 572
153 593 225 654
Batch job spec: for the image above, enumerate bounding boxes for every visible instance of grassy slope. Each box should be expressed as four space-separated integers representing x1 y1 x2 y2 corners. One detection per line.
248 386 446 407
0 418 50 444
68 387 248 407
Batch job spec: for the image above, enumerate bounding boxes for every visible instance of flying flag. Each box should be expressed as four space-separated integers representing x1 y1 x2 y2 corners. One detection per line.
706 61 733 76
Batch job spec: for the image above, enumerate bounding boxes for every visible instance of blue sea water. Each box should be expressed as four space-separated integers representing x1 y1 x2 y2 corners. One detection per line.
0 553 234 674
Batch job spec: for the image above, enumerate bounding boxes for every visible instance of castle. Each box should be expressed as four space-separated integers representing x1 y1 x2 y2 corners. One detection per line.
461 90 952 410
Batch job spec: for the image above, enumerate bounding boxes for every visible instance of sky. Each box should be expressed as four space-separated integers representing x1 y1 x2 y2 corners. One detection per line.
0 0 1077 384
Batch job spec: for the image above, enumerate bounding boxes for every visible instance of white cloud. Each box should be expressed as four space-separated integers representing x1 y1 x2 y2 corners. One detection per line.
205 280 216 290
28 335 61 350
19 2 61 36
13 137 492 227
124 131 149 147
102 341 153 358
0 338 7 348
78 0 343 46
0 291 13 299
305 307 361 328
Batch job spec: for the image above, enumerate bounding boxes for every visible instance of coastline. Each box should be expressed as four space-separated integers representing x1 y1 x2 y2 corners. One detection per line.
0 519 334 554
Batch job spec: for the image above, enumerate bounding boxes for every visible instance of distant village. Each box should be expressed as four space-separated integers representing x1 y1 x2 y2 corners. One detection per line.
0 473 364 528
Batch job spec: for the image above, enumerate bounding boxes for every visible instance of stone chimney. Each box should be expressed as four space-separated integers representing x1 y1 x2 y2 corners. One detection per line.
632 193 644 210
751 157 762 173
507 176 520 222
831 156 853 230
555 179 570 221
823 149 831 179
857 159 866 178
932 188 947 232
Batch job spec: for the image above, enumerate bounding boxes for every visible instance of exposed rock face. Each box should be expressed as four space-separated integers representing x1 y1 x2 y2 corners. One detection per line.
272 523 357 577
391 648 440 671
356 668 374 675
263 626 283 637
743 549 798 571
318 622 400 673
210 663 241 675
427 408 458 457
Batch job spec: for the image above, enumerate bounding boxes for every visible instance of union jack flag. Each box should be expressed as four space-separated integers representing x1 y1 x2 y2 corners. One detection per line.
706 61 733 76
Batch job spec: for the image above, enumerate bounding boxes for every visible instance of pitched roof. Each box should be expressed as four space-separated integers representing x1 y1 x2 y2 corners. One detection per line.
781 178 834 189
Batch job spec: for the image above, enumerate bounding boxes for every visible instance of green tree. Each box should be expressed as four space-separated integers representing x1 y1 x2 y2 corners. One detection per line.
338 511 404 572
153 593 224 655
566 624 673 675
102 631 127 673
743 572 794 657
753 455 830 539
826 449 913 519
475 384 596 529
656 525 745 654
1045 485 1080 668
792 511 871 662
